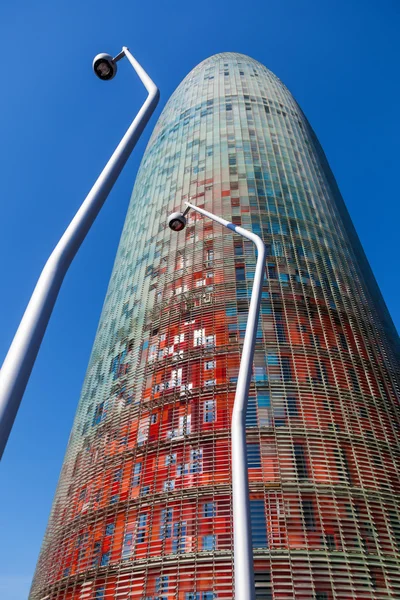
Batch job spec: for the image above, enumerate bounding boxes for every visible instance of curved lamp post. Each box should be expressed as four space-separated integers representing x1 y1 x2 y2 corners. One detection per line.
168 201 267 600
0 47 159 460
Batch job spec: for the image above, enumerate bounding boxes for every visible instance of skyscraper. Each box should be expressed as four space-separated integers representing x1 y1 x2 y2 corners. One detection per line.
30 53 400 600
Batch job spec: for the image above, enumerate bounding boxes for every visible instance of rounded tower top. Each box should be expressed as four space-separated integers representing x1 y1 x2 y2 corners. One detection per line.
193 51 268 66
147 50 290 150
181 51 282 85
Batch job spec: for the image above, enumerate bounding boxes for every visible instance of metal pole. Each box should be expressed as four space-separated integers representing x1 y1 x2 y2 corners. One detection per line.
0 47 159 460
185 202 266 600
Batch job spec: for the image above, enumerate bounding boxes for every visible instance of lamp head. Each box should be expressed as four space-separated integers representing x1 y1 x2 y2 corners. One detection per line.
168 212 187 232
93 53 117 80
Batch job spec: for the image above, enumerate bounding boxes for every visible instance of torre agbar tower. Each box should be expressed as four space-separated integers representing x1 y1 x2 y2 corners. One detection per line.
30 53 400 600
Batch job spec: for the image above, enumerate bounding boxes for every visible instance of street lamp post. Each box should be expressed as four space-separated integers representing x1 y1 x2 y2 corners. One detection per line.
168 201 267 600
0 47 159 460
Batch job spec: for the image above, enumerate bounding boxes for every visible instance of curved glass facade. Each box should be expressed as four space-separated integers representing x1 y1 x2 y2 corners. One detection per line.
30 53 400 600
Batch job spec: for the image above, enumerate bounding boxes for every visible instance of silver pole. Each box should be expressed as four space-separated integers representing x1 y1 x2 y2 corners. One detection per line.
185 201 266 600
0 47 159 460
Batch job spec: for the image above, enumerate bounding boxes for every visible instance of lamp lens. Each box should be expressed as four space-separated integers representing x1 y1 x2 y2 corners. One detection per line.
170 220 185 231
98 62 111 75
95 59 114 80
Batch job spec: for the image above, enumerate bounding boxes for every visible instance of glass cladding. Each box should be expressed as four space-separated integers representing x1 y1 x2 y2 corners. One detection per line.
30 53 400 600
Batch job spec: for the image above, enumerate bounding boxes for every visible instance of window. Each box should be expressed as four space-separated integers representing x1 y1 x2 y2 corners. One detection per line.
246 396 257 427
339 332 348 350
189 448 203 473
254 366 267 382
325 534 336 549
312 333 321 348
160 508 173 539
132 462 142 487
272 241 284 257
105 523 115 536
205 334 216 347
92 541 101 566
202 535 216 551
137 514 147 543
194 328 205 347
204 377 216 388
203 502 216 518
100 551 110 566
170 368 182 387
236 267 245 281
110 351 124 375
234 243 243 256
275 314 286 342
250 501 268 548
261 302 272 315
302 499 316 530
257 394 270 427
274 396 287 426
137 418 149 445
172 521 187 553
287 397 298 417
226 305 237 317
204 360 216 370
267 353 279 365
203 400 216 423
163 480 175 492
255 571 272 599
149 343 158 362
334 447 352 484
247 443 261 468
93 401 105 426
168 414 192 438
122 532 134 559
165 453 177 466
77 532 88 548
389 511 400 549
95 588 105 600
315 360 329 384
294 444 308 479
150 413 158 424
281 357 292 381
156 576 169 593
348 368 360 392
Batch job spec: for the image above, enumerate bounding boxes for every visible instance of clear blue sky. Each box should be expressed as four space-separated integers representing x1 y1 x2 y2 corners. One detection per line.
0 1 399 598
